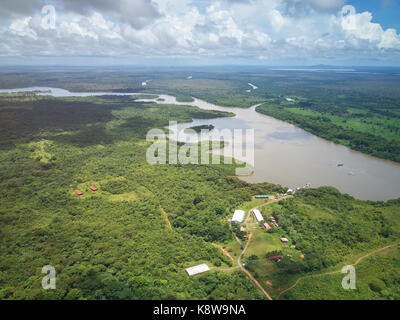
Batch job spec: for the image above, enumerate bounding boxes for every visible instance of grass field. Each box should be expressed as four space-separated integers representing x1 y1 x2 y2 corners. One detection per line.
287 107 400 142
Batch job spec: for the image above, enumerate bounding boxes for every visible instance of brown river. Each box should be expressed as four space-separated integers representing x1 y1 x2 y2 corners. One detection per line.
147 95 400 201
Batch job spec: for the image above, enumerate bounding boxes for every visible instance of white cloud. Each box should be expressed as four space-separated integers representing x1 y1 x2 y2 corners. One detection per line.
9 17 37 40
341 7 400 49
0 0 399 63
280 0 346 16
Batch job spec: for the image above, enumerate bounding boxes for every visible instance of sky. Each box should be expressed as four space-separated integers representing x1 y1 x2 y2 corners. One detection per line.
0 0 400 66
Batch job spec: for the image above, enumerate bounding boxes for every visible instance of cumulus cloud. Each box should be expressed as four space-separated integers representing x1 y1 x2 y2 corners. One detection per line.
0 0 43 19
341 7 400 49
61 0 161 29
0 0 160 28
0 0 399 63
281 0 346 16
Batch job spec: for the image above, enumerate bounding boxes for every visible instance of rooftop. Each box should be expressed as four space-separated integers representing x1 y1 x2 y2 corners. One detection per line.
232 210 245 223
186 263 210 276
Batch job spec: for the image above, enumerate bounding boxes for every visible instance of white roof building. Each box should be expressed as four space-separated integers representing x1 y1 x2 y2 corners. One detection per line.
252 209 264 222
186 263 210 276
232 210 245 223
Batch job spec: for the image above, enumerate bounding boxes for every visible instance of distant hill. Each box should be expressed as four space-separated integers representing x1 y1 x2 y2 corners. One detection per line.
308 64 342 69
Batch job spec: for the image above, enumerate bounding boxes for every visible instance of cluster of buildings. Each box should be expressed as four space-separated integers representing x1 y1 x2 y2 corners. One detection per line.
286 183 311 195
286 188 300 195
230 198 291 255
74 185 97 196
231 207 281 232
269 216 279 228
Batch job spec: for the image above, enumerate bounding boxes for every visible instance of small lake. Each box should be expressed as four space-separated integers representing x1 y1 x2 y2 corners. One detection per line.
2 87 400 201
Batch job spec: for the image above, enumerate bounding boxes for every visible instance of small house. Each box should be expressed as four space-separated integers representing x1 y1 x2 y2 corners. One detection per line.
264 223 271 231
280 237 289 243
268 255 283 261
89 185 98 191
74 190 83 196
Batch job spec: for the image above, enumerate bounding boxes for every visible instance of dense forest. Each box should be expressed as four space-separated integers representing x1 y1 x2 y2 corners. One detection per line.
0 92 279 299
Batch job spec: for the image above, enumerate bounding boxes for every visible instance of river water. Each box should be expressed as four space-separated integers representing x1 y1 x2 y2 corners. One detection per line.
1 87 400 201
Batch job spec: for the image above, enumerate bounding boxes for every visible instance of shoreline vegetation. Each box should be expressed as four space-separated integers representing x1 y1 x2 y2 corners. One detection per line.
255 103 400 163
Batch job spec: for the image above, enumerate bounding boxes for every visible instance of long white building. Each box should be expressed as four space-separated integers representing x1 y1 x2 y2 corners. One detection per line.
252 209 264 222
186 263 210 276
232 210 245 223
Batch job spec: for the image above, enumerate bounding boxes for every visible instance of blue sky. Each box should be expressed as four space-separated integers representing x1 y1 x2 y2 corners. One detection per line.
351 0 400 30
0 0 399 66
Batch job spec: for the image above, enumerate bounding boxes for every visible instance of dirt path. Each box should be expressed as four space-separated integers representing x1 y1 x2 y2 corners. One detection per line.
218 245 235 263
210 266 240 272
276 243 397 299
159 205 172 230
237 232 273 300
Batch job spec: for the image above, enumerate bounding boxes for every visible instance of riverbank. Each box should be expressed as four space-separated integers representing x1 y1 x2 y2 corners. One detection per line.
1 87 399 200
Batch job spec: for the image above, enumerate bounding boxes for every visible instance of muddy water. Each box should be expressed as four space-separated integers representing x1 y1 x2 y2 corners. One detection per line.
2 87 400 201
148 95 400 201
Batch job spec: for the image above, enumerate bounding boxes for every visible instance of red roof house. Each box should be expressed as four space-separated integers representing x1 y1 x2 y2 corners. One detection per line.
89 185 97 191
264 223 271 230
280 237 289 243
74 190 83 196
268 255 283 261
